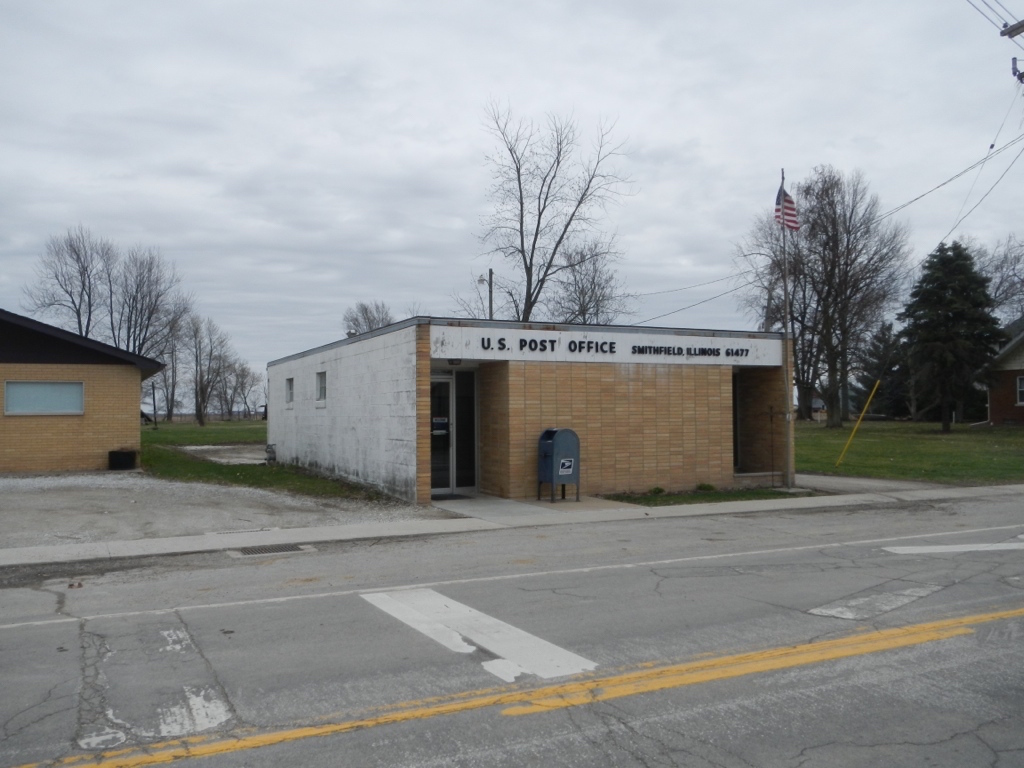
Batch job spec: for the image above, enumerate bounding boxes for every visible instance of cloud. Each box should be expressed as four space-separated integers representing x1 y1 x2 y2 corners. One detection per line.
2 0 1023 371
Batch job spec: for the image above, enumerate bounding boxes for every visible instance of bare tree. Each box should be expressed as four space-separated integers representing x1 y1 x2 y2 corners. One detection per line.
215 359 263 420
184 313 234 426
736 166 911 426
481 104 630 321
976 234 1024 323
736 214 825 420
236 365 264 419
22 225 115 337
548 239 634 324
102 245 192 359
343 301 394 335
154 328 184 422
24 226 192 363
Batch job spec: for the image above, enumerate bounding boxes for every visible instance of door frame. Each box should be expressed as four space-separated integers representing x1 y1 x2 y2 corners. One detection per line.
430 375 454 496
430 370 478 497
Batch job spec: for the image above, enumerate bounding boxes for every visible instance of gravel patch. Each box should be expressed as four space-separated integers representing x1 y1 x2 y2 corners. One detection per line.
0 472 455 548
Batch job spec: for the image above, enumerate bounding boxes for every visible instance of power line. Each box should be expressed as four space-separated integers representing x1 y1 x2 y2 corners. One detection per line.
981 0 1012 25
635 281 753 326
876 129 1024 221
993 0 1019 20
633 130 1024 325
635 271 747 297
949 82 1022 228
632 88 1024 324
943 141 1024 240
964 0 1024 50
967 0 1007 29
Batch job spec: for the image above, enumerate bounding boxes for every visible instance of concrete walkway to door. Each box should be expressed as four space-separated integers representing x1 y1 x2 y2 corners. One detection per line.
429 474 952 527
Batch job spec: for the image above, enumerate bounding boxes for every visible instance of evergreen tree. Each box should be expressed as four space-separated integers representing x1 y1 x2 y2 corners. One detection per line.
898 242 1005 432
851 322 910 418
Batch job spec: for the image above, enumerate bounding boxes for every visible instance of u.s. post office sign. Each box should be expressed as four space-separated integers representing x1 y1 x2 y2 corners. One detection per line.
430 326 782 367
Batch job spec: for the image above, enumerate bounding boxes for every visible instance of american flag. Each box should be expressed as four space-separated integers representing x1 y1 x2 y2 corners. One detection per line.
774 185 800 231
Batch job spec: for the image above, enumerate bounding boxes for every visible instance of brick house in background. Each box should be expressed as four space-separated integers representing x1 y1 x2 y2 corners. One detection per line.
988 318 1024 426
0 308 164 472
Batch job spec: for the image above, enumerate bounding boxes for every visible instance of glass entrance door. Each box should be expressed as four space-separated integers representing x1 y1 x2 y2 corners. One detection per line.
431 379 452 493
431 372 477 498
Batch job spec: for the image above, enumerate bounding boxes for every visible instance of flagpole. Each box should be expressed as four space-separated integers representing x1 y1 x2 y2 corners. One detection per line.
780 168 794 489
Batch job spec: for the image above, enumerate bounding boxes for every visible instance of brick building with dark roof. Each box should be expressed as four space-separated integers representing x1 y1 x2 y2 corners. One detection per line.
1 308 164 472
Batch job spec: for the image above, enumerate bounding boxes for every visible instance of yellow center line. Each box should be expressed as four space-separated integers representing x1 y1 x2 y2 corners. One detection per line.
17 605 1024 768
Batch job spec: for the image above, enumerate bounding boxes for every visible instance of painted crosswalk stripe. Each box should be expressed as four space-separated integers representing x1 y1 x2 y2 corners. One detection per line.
362 588 596 681
809 584 943 620
884 542 1024 554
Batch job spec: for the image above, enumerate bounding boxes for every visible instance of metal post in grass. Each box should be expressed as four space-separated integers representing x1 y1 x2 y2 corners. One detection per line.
774 169 799 488
835 379 881 468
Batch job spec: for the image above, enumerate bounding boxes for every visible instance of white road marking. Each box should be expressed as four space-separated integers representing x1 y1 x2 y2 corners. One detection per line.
363 588 596 680
156 686 233 737
159 628 193 652
3 523 1023 632
884 543 1024 554
361 592 476 654
77 726 127 750
810 585 943 620
482 658 528 683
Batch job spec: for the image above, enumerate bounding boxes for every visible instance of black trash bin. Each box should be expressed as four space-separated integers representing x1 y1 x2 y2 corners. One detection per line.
108 449 138 470
537 428 580 502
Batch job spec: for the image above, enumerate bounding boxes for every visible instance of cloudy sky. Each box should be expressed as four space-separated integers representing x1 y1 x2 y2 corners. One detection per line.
3 0 1024 372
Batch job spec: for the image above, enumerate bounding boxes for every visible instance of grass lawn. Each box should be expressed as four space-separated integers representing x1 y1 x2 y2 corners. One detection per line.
141 420 267 446
795 419 1024 485
140 420 388 501
608 419 1024 506
139 417 1024 505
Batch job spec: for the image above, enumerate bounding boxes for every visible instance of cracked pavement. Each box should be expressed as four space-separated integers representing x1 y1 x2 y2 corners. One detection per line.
1 492 1023 766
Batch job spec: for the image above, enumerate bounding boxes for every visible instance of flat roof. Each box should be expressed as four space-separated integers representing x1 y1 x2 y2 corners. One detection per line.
268 316 782 368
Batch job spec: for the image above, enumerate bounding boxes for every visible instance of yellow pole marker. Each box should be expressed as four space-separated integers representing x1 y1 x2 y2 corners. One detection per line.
16 605 1024 768
835 378 881 468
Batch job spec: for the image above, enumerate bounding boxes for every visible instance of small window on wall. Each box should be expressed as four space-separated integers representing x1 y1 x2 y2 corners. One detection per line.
285 377 294 404
1017 376 1024 405
5 381 85 415
316 371 327 401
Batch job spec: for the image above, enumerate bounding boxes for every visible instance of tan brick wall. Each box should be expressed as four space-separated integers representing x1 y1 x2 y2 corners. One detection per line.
0 363 143 472
734 367 789 475
477 362 511 496
477 360 771 499
414 325 433 503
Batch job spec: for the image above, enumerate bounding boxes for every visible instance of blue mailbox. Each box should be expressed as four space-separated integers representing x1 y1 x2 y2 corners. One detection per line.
537 428 580 502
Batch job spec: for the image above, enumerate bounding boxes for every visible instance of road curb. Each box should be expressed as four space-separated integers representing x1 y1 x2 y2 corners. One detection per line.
3 483 1022 569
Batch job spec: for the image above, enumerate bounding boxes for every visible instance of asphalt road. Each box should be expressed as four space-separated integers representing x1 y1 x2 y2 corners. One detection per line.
2 495 1023 767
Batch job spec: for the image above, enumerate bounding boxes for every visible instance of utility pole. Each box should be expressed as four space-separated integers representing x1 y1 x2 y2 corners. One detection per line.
477 268 494 320
1000 19 1024 37
1000 21 1024 81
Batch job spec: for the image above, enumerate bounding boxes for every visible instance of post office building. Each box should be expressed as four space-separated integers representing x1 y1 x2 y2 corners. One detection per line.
267 317 791 503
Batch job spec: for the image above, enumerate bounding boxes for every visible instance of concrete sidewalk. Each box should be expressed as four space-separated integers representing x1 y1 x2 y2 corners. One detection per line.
1 473 1021 569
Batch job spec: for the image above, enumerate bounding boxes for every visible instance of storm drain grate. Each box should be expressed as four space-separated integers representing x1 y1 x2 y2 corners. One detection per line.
210 527 280 535
229 544 316 558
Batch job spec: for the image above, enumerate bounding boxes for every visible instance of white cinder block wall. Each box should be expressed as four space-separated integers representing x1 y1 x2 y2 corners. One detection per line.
267 325 419 500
